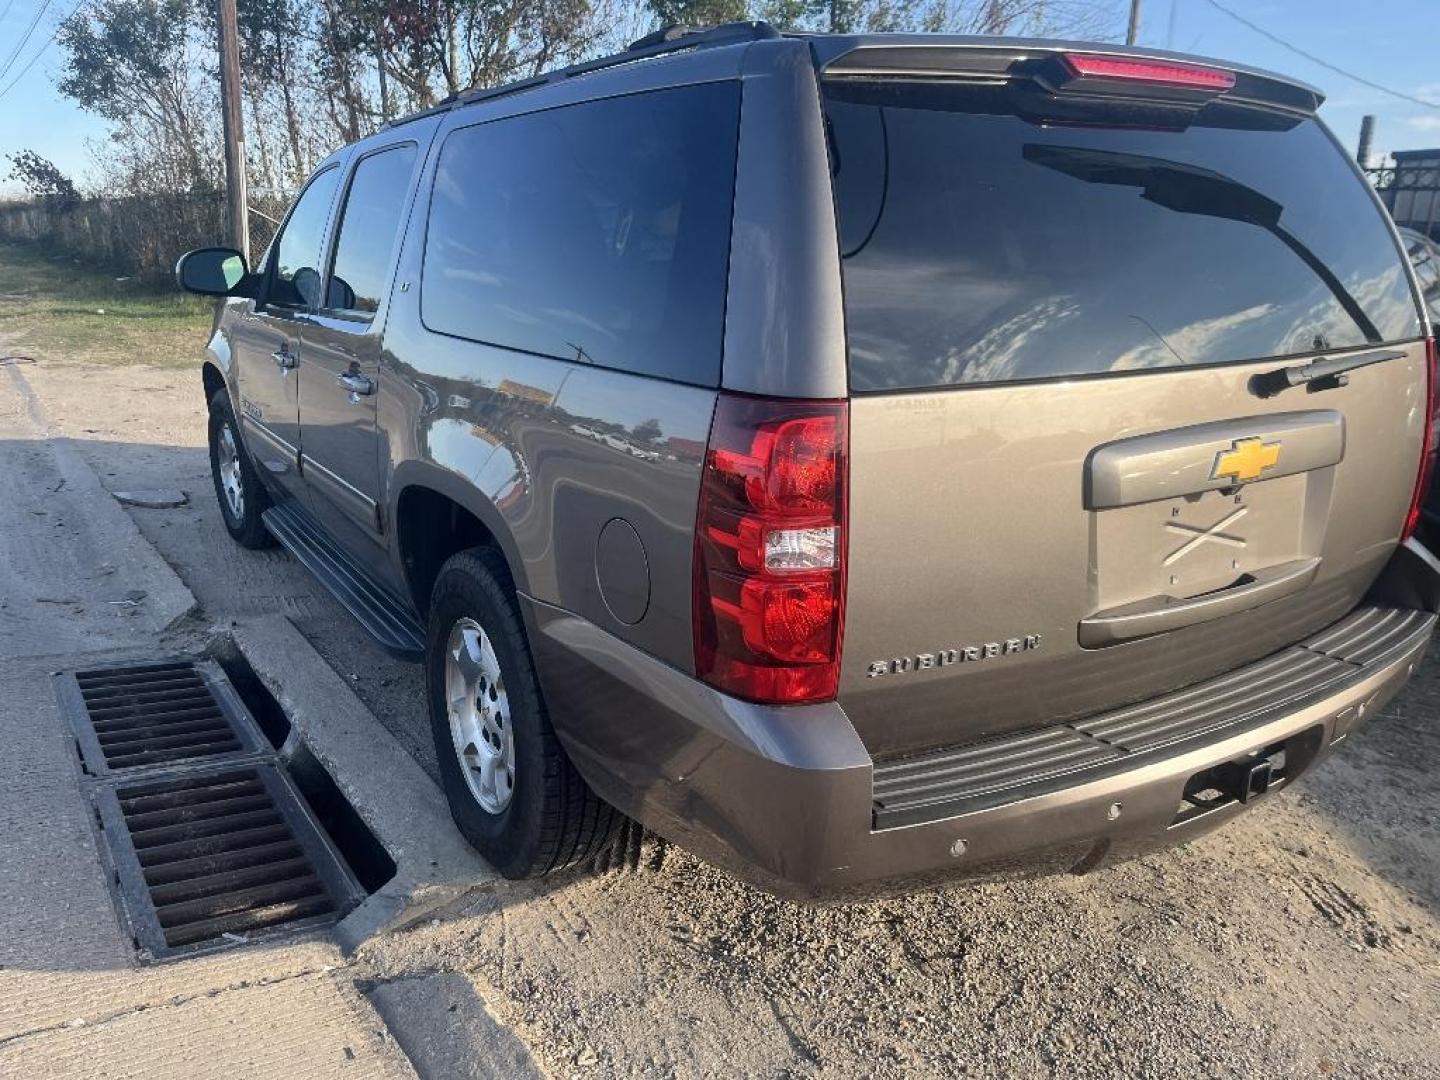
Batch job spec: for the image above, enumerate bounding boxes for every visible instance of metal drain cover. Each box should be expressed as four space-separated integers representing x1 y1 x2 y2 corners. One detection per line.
56 659 364 960
96 763 363 958
57 659 267 775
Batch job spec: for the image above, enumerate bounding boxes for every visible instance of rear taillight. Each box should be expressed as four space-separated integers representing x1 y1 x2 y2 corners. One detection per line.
693 395 848 704
1060 53 1237 92
1403 337 1438 541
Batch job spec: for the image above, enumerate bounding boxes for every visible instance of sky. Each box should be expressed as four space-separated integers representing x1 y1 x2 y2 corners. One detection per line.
0 0 1437 195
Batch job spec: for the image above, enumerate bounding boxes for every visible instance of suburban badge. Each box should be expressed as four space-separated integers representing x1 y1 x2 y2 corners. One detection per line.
867 635 1042 677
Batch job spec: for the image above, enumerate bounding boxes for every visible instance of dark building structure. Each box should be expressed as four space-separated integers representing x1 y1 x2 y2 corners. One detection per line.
1372 148 1440 242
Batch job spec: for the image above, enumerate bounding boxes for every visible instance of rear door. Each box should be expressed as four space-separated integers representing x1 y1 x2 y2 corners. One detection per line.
233 164 342 494
297 139 422 544
825 63 1429 758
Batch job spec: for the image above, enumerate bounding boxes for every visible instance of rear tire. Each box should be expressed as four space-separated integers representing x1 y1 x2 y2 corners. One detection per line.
426 547 621 878
208 388 274 549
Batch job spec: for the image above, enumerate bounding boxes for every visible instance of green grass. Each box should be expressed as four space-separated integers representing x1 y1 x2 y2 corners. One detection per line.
0 240 214 367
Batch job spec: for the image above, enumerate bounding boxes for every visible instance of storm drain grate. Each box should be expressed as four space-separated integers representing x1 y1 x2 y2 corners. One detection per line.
58 660 268 775
57 657 367 960
96 763 364 958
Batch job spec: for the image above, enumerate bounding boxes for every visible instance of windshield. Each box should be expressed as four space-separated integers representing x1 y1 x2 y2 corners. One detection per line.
825 81 1423 392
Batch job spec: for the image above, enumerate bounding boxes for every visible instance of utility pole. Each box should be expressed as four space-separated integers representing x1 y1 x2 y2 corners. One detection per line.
1127 0 1142 45
217 0 249 263
1356 115 1376 170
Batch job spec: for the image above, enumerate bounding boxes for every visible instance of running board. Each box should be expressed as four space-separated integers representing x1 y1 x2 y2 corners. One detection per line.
262 501 425 659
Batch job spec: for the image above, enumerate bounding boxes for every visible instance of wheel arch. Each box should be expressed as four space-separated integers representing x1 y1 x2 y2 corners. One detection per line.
390 461 529 618
201 317 237 405
201 360 227 405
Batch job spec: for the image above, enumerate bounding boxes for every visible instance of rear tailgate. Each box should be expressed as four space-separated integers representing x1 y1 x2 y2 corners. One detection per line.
822 47 1430 758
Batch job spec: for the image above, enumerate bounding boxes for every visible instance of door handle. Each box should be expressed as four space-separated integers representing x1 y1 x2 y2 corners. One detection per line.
1078 557 1321 648
271 346 296 370
337 372 374 396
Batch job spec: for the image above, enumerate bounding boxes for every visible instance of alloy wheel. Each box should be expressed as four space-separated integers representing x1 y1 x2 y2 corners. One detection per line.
444 616 515 813
217 420 245 520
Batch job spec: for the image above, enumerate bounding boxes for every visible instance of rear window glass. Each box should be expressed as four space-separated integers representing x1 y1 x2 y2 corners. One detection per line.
826 82 1423 392
422 82 741 385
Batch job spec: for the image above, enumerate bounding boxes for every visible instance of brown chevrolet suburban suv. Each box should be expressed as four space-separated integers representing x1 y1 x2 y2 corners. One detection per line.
179 24 1440 899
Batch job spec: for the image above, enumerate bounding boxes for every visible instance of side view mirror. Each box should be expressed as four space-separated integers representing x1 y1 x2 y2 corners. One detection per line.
176 247 256 297
292 266 322 308
325 273 357 311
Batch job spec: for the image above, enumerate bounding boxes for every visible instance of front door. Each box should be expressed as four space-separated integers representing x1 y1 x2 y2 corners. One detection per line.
234 164 343 494
231 310 302 488
296 142 420 544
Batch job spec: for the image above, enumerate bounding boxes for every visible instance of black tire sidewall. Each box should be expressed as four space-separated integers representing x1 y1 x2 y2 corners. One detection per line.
426 552 552 877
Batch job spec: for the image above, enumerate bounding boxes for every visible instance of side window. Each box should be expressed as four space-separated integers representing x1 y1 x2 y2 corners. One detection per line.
326 145 418 315
269 166 341 309
422 82 741 385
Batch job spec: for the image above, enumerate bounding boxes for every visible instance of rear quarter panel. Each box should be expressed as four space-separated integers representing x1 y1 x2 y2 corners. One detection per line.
377 314 715 671
374 55 747 672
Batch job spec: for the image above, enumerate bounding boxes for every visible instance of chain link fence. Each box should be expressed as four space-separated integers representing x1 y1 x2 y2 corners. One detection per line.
0 192 288 281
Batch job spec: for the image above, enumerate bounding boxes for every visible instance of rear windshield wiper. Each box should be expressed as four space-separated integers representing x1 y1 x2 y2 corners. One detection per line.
1250 348 1406 398
1024 145 1384 348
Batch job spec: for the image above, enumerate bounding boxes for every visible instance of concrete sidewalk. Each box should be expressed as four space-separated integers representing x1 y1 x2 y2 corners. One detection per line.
0 351 544 1079
0 366 416 1078
0 365 194 657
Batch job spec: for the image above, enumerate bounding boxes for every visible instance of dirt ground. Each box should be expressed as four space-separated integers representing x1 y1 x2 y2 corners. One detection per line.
13 350 1440 1079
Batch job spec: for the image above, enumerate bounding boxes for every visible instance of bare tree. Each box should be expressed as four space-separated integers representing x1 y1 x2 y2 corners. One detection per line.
57 0 221 193
52 0 1121 205
234 0 312 185
761 0 1119 36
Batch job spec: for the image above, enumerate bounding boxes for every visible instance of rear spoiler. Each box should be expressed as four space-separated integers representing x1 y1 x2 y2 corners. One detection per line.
805 35 1324 117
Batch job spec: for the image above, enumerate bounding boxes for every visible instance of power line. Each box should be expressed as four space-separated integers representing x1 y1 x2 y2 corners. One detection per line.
0 0 60 84
1197 0 1440 111
0 0 79 106
0 26 58 104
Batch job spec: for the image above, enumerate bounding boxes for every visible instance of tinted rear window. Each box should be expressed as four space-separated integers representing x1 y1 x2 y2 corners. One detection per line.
422 82 741 385
826 82 1423 392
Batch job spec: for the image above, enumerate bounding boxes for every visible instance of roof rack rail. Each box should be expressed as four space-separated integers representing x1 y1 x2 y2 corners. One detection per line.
382 21 776 131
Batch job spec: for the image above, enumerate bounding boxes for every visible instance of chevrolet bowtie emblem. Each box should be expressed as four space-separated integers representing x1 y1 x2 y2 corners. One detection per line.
1212 437 1281 484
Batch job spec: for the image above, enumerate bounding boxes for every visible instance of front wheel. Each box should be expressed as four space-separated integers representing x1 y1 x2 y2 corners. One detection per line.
426 547 621 878
208 389 274 549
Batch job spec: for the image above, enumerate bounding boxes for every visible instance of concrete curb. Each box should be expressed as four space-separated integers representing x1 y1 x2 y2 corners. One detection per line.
224 614 500 949
1 365 197 653
367 973 546 1080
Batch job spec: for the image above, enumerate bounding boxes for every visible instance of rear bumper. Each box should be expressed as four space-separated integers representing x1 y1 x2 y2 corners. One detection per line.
522 541 1440 901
